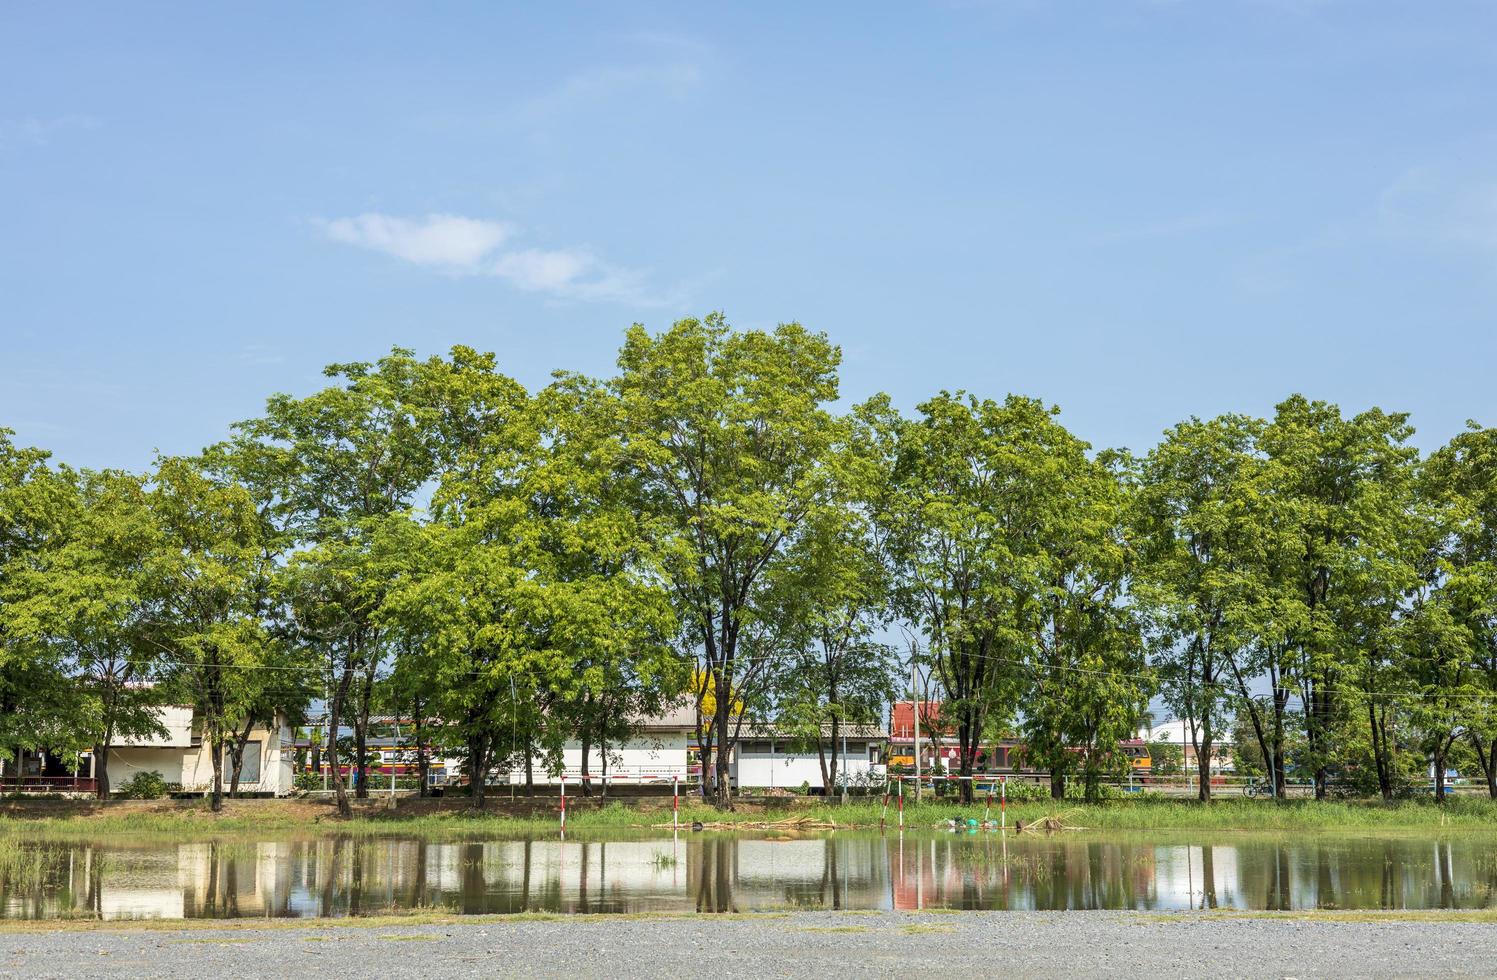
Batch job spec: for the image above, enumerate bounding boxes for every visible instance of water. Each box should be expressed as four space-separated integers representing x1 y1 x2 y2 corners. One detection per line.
3 833 1494 920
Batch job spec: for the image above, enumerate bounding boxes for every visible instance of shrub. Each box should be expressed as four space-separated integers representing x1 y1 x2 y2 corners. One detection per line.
115 771 170 800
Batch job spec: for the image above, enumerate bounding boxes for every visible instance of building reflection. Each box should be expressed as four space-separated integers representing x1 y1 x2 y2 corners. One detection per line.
2 831 1495 920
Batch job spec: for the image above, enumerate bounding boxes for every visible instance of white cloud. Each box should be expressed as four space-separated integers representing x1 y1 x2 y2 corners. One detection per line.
321 212 679 307
321 213 512 270
512 64 702 128
0 114 100 149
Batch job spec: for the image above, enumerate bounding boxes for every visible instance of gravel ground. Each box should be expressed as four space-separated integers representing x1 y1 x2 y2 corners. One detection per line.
3 910 1494 979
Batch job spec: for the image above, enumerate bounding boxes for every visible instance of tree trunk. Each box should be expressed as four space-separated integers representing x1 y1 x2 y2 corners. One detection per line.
467 733 487 811
414 700 430 799
580 729 592 798
353 665 374 800
713 691 732 808
1369 701 1395 801
209 735 224 813
1468 731 1497 800
328 655 356 818
1433 740 1449 804
1196 731 1214 803
93 742 112 801
1271 678 1288 799
228 717 255 798
1050 769 1065 801
524 744 534 798
956 711 976 805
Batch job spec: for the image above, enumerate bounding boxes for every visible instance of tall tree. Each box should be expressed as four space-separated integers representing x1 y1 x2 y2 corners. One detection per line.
1422 424 1497 798
0 431 80 775
1017 447 1146 804
149 455 273 812
1136 415 1270 802
8 467 168 798
766 495 896 795
236 349 437 816
609 315 841 805
878 394 1067 803
1260 396 1418 800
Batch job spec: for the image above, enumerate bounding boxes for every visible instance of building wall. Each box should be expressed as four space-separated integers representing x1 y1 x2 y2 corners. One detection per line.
733 740 883 790
105 718 294 796
494 732 691 786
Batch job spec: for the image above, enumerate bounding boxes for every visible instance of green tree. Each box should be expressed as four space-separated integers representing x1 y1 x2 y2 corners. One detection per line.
236 349 437 816
766 488 897 795
1422 424 1497 798
880 393 1128 803
1136 415 1272 801
1260 396 1418 800
608 315 842 805
148 455 275 812
1020 447 1147 804
0 430 80 774
8 466 169 798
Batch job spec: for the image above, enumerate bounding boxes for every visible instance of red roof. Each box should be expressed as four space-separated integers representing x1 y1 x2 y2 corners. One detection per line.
890 701 951 740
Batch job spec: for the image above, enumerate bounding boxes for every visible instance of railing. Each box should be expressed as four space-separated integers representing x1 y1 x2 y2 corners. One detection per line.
0 776 98 794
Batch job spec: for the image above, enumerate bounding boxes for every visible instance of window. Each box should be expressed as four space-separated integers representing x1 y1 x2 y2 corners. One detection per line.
228 740 261 785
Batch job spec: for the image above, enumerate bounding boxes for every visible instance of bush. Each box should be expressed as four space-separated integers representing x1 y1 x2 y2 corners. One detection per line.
115 770 170 800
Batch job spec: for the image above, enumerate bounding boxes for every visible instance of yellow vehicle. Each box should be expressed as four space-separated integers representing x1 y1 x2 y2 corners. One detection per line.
1120 740 1153 772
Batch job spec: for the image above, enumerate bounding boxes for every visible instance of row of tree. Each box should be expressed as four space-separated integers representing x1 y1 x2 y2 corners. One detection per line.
1 316 1494 810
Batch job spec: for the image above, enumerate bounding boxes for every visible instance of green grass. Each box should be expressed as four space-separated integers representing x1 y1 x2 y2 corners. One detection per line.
2 795 1495 842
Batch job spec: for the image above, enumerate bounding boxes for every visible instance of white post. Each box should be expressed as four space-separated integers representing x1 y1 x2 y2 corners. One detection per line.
673 774 679 832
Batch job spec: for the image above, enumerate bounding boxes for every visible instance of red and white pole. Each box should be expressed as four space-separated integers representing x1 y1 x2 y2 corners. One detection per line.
985 788 992 825
672 774 680 832
897 778 905 829
1000 775 1007 831
560 775 567 835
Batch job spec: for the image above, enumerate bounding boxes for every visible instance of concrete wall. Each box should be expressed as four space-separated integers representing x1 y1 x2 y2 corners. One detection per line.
734 740 884 791
497 732 691 786
104 718 294 796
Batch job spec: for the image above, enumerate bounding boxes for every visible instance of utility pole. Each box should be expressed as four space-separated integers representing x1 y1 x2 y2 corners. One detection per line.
912 655 922 803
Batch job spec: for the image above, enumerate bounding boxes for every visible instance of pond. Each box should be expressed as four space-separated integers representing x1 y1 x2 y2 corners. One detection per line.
2 832 1494 920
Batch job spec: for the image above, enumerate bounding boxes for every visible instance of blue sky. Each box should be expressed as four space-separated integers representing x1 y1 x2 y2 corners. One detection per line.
4 2 1497 470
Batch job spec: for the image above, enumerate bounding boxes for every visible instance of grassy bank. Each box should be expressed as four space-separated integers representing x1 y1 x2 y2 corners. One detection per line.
2 794 1496 839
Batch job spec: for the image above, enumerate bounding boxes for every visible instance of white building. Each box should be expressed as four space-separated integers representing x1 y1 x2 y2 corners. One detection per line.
500 703 698 788
1138 718 1235 774
105 705 296 796
731 724 887 793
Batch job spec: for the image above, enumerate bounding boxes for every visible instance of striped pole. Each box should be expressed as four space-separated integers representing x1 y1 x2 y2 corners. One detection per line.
1000 775 1006 831
898 777 905 829
985 788 992 826
560 776 567 835
672 775 679 832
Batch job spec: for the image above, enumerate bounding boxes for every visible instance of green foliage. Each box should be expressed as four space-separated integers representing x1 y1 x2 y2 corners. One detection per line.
114 770 170 800
1147 739 1184 777
4 325 1497 811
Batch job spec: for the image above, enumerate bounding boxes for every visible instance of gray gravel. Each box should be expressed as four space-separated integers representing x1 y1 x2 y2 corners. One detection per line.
3 910 1494 979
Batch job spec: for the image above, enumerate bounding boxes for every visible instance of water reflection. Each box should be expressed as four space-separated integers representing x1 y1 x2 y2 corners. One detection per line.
2 833 1495 920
